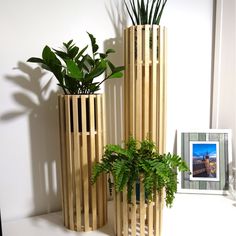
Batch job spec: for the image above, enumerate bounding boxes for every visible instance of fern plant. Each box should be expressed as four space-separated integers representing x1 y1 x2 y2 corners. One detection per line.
27 32 124 95
92 137 189 207
124 0 168 26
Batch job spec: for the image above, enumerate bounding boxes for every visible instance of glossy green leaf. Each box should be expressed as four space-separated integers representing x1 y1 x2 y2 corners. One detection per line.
66 59 83 80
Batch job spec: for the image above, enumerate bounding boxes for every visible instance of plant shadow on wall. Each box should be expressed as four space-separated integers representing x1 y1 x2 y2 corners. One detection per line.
1 62 62 220
104 0 128 146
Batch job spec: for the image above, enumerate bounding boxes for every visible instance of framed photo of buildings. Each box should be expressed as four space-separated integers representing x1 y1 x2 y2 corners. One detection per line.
177 129 232 194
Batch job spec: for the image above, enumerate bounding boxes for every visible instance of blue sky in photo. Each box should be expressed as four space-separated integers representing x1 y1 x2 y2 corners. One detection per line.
192 143 217 158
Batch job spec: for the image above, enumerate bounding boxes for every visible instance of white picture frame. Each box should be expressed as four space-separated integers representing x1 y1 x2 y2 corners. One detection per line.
177 129 232 194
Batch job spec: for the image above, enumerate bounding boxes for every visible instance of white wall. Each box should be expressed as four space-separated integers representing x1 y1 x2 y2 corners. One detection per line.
212 0 236 191
0 0 214 221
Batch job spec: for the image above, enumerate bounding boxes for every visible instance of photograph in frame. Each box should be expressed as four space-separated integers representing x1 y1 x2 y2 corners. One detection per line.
177 129 232 194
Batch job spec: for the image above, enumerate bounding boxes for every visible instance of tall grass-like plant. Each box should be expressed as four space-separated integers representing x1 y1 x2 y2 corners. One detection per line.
124 0 167 26
92 137 189 207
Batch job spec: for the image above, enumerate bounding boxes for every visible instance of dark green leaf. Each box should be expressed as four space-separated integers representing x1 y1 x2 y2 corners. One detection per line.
106 48 116 54
27 57 44 64
87 32 99 53
66 59 83 80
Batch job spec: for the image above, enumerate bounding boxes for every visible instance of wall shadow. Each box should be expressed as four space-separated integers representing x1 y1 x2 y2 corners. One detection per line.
104 0 128 146
1 62 62 218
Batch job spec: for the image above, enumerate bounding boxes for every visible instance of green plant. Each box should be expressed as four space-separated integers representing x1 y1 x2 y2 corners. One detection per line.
92 137 189 207
27 32 124 95
124 0 167 26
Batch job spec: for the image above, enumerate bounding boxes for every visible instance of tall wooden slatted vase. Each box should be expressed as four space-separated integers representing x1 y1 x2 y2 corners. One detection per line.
119 25 167 236
58 94 107 231
124 25 167 153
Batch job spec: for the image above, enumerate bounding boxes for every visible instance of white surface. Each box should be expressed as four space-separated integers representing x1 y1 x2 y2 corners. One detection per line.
3 195 236 236
0 0 215 221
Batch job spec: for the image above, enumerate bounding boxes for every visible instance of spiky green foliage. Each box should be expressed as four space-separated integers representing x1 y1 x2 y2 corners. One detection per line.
124 0 168 26
27 32 124 95
92 137 189 207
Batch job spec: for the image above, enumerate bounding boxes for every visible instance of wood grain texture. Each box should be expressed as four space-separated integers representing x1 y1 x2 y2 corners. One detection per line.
124 25 167 153
58 95 107 232
114 181 164 236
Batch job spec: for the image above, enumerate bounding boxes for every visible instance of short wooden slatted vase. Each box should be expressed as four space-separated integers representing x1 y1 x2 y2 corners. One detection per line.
58 94 107 231
124 25 167 153
114 182 164 236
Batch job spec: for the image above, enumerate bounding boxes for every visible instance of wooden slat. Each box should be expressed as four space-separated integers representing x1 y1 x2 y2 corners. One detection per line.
58 96 68 227
101 94 107 223
81 96 90 231
143 25 150 139
89 95 97 230
65 96 74 230
159 190 164 236
151 26 158 143
131 184 136 236
96 95 104 227
154 191 160 236
116 192 122 236
124 28 129 140
136 25 143 141
162 27 167 153
72 96 82 230
129 26 136 138
122 187 128 236
148 201 154 236
140 180 145 236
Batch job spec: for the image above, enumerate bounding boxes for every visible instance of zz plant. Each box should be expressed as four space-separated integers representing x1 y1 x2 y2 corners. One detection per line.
124 0 168 26
27 32 124 95
92 137 189 207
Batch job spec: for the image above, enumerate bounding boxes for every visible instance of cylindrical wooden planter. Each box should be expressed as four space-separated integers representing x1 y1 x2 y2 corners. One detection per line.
124 25 167 153
58 94 107 231
114 183 164 236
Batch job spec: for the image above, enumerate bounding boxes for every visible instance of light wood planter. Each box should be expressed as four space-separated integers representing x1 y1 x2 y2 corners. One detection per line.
58 94 107 231
124 25 167 153
114 183 164 236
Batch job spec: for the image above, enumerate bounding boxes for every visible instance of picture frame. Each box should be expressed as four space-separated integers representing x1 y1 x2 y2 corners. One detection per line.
177 129 232 194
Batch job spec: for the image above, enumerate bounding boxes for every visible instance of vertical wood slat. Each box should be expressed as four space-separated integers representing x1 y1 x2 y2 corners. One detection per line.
122 187 128 236
58 95 107 232
58 96 68 227
139 180 145 235
129 27 136 139
124 28 129 140
65 96 74 230
157 27 164 154
131 184 136 236
116 192 122 236
96 95 104 228
136 25 143 141
89 95 97 230
143 25 150 139
101 95 107 224
81 96 90 231
72 96 82 230
115 181 164 236
154 191 160 236
124 25 166 151
151 25 158 142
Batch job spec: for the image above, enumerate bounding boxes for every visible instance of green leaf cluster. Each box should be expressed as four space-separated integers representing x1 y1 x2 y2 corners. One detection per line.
27 33 124 95
92 137 189 207
124 0 168 26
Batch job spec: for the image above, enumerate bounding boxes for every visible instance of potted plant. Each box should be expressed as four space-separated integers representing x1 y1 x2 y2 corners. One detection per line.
123 0 168 153
92 137 189 236
27 33 124 232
